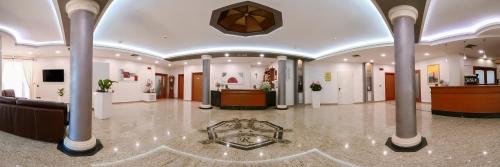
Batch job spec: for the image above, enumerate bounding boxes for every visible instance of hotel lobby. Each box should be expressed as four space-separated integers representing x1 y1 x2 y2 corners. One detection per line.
0 0 499 166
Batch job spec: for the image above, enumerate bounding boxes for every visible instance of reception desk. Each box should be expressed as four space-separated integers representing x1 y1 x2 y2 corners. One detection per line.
431 85 500 118
211 90 276 110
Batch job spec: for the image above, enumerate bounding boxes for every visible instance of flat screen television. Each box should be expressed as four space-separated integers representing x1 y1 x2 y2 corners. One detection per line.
43 69 64 82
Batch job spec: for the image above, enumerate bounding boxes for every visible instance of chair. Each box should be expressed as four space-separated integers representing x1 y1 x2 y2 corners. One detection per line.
1 89 15 97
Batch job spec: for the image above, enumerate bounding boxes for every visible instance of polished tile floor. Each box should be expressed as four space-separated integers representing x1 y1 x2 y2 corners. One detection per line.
1 99 499 166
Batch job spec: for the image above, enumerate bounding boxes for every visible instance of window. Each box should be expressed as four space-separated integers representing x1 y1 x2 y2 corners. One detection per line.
473 66 497 85
2 59 32 98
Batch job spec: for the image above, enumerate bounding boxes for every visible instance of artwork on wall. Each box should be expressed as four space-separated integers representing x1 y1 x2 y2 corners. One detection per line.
427 64 440 84
324 72 332 82
120 69 138 81
221 72 244 84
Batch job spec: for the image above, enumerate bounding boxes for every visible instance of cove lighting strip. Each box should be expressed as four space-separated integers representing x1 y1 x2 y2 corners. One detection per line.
93 0 394 59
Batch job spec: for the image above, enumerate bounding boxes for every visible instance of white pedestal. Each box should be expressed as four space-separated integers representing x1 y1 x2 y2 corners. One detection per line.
312 91 321 108
94 92 112 119
143 93 157 102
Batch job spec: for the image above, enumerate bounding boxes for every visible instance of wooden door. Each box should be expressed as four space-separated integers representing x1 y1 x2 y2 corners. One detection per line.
191 72 203 102
385 73 395 100
168 76 175 98
155 73 168 99
178 74 184 99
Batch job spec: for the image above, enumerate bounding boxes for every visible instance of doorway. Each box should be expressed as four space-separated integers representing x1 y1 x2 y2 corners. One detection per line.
385 73 395 100
338 71 354 104
155 73 168 99
191 72 203 102
385 71 422 102
178 74 184 99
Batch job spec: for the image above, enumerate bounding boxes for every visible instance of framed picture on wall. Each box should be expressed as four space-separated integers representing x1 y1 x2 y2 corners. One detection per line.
427 64 440 84
221 72 244 85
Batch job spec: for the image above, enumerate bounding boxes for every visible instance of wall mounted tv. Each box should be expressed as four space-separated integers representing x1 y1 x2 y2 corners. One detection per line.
43 69 64 82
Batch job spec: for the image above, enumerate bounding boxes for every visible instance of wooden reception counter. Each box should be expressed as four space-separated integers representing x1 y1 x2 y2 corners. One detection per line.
211 90 276 110
431 85 500 118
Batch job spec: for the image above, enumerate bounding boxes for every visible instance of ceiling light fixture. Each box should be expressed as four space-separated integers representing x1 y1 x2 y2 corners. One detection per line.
370 60 374 63
392 61 395 65
343 58 348 62
463 56 467 60
260 53 265 57
224 53 229 57
424 53 430 56
115 53 121 57
257 62 261 65
184 61 188 65
137 57 142 60
55 50 61 54
155 61 159 64
381 53 386 57
227 59 232 62
483 55 487 59
478 50 484 54
168 64 172 67
28 51 33 55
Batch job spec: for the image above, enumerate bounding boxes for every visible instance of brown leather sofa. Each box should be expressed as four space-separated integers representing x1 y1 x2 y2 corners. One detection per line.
1 89 15 97
0 96 68 143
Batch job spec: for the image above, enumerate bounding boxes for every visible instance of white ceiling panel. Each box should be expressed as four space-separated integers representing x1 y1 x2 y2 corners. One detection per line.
94 0 393 59
0 0 63 46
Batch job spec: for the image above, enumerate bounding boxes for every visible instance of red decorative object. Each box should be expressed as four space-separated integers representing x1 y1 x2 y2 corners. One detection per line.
227 77 238 83
147 67 152 70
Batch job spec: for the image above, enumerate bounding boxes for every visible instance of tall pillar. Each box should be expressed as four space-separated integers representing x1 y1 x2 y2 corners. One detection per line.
385 5 427 152
276 56 287 110
58 0 102 156
199 55 212 109
0 36 2 90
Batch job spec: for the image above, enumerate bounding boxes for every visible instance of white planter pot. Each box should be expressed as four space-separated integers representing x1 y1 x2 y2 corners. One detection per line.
143 93 157 102
93 92 112 119
58 96 63 103
312 91 321 108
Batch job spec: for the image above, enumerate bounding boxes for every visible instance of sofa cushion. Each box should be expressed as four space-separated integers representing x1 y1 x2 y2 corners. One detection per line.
1 89 16 97
0 96 16 104
16 99 67 111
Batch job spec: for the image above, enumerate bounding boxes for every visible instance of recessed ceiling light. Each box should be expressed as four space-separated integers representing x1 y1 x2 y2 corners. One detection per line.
381 53 386 57
483 55 487 59
463 56 467 60
224 53 229 57
137 57 142 60
392 61 395 65
257 62 261 65
55 50 61 54
168 64 172 67
115 53 121 57
227 59 232 62
260 53 265 57
184 61 188 65
370 60 374 63
155 61 159 64
478 50 484 54
343 58 348 62
424 53 430 56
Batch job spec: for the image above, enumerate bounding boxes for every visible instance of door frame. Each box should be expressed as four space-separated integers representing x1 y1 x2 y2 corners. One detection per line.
191 72 203 102
155 73 168 99
385 72 395 101
178 74 184 99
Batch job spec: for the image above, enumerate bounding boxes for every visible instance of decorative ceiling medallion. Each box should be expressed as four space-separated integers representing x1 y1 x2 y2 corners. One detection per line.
210 1 283 36
201 118 290 150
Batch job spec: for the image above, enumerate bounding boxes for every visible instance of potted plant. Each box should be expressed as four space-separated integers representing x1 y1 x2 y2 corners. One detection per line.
310 81 322 108
57 88 64 102
260 82 271 93
94 79 116 119
143 79 156 102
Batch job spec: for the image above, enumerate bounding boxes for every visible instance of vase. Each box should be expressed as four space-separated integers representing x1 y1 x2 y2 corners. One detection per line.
312 91 321 108
58 96 63 103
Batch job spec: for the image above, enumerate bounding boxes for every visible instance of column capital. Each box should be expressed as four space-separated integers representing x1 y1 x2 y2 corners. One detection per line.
388 5 418 24
201 55 212 60
277 56 287 61
66 0 100 17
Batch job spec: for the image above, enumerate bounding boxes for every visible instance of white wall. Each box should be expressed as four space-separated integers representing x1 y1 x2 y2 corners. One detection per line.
33 56 162 103
304 61 364 104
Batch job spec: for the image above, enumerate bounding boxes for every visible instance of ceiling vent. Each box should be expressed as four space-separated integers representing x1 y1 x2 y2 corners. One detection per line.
130 54 140 57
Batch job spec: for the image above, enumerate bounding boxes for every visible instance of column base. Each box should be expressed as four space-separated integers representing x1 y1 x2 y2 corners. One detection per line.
385 135 427 152
276 105 288 110
199 104 213 109
57 136 103 156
